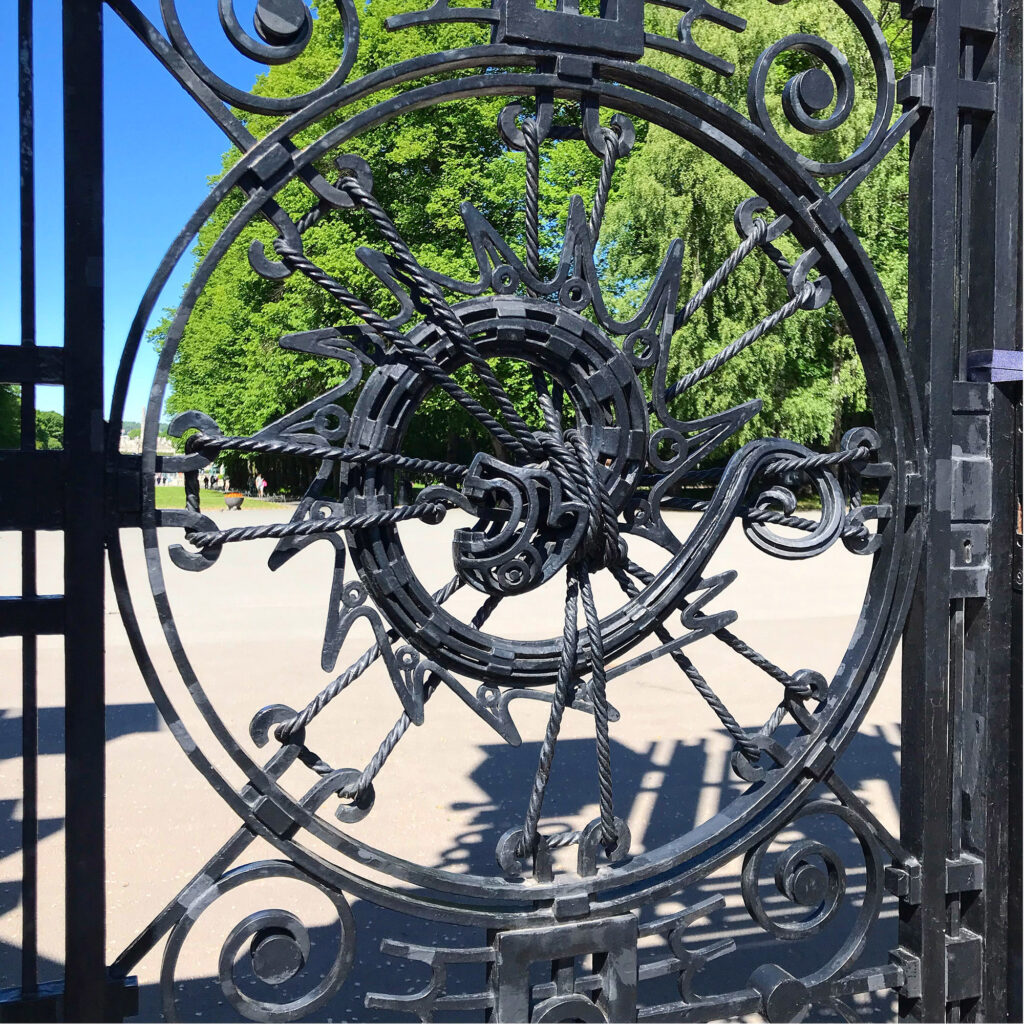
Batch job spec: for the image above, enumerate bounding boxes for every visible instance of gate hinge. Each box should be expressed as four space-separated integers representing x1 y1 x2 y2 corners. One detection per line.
949 382 993 598
946 853 984 894
888 948 922 999
887 930 984 1004
945 929 983 1002
884 858 922 903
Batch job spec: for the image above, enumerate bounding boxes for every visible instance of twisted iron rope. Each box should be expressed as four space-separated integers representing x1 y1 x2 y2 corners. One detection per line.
588 128 619 243
186 432 469 480
675 218 770 328
520 570 579 856
714 627 812 697
337 179 545 463
508 431 625 857
665 282 815 403
759 701 789 739
765 445 871 475
644 443 873 488
185 501 446 550
276 574 465 743
621 560 814 761
611 563 759 761
520 117 564 435
335 591 504 800
273 241 526 459
577 565 617 849
544 829 582 849
566 429 624 570
658 497 870 542
523 117 542 283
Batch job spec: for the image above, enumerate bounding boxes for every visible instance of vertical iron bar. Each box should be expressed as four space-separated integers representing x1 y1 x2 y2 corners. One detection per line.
903 0 1023 1019
17 0 38 998
901 0 961 1019
62 0 107 1019
958 0 1023 1017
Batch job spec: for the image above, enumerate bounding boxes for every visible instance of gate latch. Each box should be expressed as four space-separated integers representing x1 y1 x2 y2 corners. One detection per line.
948 381 993 598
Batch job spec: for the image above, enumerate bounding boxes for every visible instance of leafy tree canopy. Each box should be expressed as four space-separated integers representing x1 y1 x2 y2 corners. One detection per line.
157 0 909 489
0 388 66 450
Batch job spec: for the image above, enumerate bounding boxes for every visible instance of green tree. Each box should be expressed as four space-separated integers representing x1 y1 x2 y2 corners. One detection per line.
159 0 909 488
604 0 910 451
35 410 64 450
0 385 19 449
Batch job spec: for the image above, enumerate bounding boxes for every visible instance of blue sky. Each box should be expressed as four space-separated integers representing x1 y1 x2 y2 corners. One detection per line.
1 1 269 418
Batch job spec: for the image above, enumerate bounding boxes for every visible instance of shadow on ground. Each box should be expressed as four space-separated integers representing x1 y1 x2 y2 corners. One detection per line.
128 725 899 1023
0 705 901 1021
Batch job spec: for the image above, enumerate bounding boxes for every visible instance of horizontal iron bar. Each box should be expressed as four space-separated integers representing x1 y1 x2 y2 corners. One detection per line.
0 344 63 384
0 451 64 529
0 596 65 637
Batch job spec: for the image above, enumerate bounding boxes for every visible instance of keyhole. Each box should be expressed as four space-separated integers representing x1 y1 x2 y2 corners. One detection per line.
963 538 973 564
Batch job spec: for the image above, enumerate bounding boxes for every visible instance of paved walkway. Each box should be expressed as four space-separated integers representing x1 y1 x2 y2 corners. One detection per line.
0 506 901 1020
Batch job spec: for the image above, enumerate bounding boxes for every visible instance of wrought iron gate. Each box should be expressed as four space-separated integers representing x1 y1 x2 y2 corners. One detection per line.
1 0 1020 1020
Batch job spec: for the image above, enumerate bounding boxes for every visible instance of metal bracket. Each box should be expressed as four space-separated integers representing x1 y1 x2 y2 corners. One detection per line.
966 348 1024 383
889 947 922 1000
946 853 985 894
885 859 923 904
896 68 995 114
950 382 993 598
945 929 984 1002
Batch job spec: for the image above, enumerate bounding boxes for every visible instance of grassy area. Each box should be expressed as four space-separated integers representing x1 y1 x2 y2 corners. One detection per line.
154 485 279 511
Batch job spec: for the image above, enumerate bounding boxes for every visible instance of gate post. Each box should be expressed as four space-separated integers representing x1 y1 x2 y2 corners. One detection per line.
901 0 1022 1019
62 1 109 1020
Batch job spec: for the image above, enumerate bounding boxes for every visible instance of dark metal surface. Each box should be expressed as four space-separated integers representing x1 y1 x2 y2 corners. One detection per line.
0 0 1019 1020
899 0 1023 1019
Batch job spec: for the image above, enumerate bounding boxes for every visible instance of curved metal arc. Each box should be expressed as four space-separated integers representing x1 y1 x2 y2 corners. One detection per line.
116 39 925 933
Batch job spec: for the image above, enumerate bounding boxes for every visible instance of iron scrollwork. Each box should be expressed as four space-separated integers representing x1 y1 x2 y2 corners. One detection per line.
106 0 923 1018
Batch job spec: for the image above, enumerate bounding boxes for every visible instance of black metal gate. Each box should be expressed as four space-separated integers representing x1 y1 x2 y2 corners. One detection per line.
1 0 1020 1020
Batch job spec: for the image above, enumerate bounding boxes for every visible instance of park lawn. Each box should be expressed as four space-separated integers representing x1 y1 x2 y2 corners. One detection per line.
154 485 277 511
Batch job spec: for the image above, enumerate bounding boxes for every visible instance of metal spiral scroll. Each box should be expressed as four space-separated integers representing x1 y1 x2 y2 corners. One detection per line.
160 861 356 1023
155 0 359 114
739 800 887 1014
746 0 896 176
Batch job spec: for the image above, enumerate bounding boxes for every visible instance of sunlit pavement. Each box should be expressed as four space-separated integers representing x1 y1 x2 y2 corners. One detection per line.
0 506 901 1020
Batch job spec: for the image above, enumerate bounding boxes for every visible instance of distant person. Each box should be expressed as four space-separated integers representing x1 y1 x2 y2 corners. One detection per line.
257 474 267 498
202 475 209 490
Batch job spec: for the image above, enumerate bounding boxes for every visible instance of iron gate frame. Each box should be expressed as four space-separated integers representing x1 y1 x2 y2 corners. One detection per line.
0 0 1020 1020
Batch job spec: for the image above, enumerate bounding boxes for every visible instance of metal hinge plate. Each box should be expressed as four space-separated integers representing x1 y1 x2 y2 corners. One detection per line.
946 929 983 1002
950 382 993 598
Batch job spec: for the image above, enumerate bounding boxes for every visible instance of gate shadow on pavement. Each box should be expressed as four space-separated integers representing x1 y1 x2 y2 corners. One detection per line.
136 722 900 1023
0 704 163 993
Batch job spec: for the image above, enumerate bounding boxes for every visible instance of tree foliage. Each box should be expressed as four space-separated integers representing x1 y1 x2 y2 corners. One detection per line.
0 385 19 450
158 0 910 489
0 388 66 450
35 410 64 450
